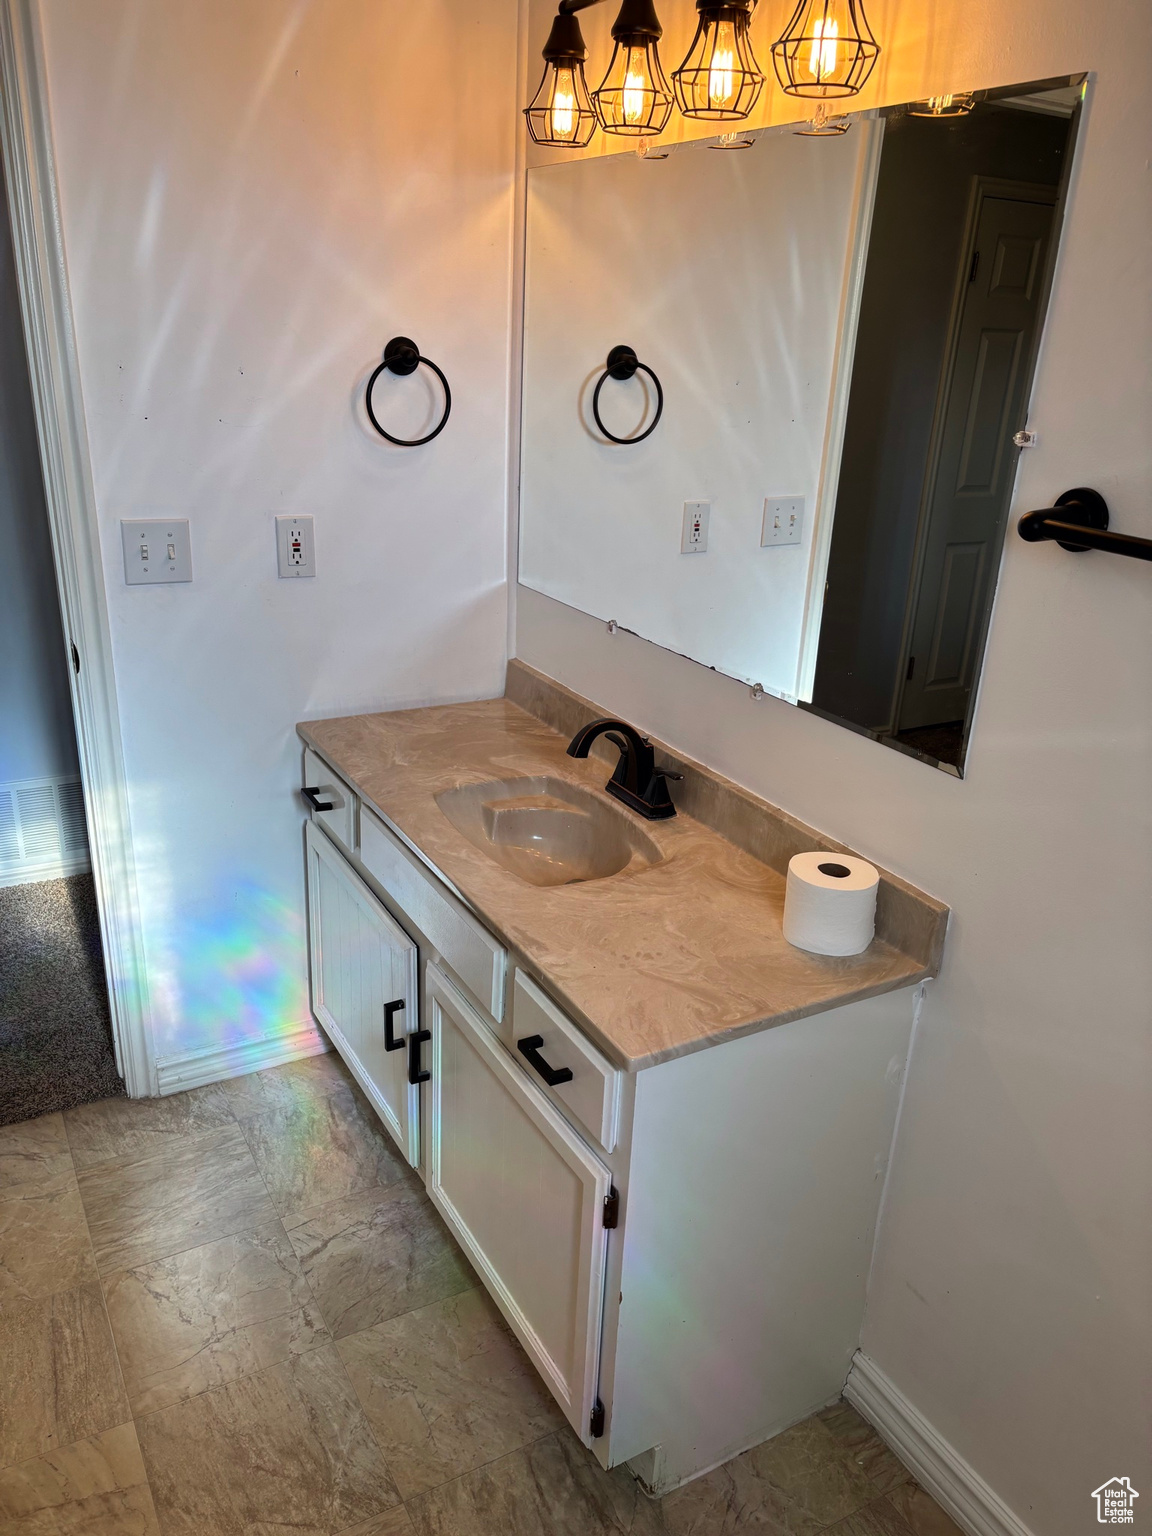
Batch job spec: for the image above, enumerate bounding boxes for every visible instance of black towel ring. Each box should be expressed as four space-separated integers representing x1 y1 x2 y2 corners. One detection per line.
592 344 663 445
365 336 452 446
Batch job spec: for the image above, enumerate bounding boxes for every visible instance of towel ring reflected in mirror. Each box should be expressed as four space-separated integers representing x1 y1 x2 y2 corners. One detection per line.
592 344 664 444
365 336 452 446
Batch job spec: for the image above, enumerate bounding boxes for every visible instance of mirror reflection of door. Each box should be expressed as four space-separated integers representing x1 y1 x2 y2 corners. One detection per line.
896 183 1056 743
516 78 1083 777
811 95 1076 771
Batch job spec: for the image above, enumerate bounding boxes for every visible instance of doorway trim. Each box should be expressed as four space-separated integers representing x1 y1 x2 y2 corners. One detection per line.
794 116 885 704
0 0 156 1095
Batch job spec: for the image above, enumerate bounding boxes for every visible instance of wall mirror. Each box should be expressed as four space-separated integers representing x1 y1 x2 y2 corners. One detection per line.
518 76 1085 775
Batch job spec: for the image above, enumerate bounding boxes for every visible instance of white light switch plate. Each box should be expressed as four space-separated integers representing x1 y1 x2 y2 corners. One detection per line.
121 519 192 584
276 515 316 578
761 497 804 547
681 500 710 554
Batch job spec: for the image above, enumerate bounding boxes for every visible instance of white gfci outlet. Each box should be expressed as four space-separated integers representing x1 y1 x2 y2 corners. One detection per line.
761 496 804 547
681 500 710 554
276 515 316 578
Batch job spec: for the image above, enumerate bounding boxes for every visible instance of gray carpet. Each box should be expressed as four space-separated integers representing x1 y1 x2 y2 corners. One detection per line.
0 873 124 1126
892 720 965 768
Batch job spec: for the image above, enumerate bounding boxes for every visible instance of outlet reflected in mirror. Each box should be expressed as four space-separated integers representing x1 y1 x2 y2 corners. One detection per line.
517 76 1085 775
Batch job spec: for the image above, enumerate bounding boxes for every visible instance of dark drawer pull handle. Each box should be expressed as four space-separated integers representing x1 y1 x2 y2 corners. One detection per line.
517 1035 574 1087
408 1028 432 1085
383 999 406 1053
301 785 335 813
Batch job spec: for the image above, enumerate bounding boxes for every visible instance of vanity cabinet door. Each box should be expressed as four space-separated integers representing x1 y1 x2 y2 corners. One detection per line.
425 963 611 1446
305 819 419 1167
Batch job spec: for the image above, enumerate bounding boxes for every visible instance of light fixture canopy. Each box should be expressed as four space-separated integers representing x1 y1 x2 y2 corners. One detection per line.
593 0 673 136
525 7 598 147
909 92 975 117
674 1 765 121
771 0 879 100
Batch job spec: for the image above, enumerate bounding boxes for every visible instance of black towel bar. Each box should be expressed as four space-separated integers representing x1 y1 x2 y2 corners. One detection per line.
365 336 451 447
1017 488 1152 562
591 344 663 445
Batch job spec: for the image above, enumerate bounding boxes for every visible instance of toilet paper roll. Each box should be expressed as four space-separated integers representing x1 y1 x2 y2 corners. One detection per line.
783 851 879 956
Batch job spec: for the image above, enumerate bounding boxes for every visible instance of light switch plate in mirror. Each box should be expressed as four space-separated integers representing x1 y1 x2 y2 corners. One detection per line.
517 73 1087 777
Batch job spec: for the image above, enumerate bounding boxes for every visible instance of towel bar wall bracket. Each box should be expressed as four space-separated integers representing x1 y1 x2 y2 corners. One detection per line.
1017 487 1152 562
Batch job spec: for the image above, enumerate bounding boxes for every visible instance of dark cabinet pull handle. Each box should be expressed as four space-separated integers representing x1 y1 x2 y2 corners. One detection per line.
383 999 406 1053
408 1028 432 1085
517 1034 574 1087
301 785 335 813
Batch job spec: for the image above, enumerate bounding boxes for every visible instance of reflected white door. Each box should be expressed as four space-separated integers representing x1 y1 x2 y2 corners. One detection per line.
899 184 1056 731
425 963 612 1445
305 819 419 1166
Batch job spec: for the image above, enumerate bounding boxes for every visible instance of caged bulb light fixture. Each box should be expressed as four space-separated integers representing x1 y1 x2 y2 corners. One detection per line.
770 0 879 100
524 3 598 146
526 0 886 143
673 1 765 121
593 0 674 136
526 0 674 143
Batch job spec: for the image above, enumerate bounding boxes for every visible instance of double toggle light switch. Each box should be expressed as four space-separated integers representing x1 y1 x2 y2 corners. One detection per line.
120 519 192 584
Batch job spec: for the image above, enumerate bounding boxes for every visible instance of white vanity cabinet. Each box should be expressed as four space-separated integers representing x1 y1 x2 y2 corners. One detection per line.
425 965 612 1443
301 746 918 1494
304 819 419 1166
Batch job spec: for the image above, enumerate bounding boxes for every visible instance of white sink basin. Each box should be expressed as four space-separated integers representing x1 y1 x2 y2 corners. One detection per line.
435 775 664 888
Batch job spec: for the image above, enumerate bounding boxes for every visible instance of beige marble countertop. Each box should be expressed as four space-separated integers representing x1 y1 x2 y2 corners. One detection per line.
299 678 946 1072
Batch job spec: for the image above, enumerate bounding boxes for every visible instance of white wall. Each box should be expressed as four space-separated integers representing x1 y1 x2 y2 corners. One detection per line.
0 159 76 789
516 1 1152 1531
38 0 519 1060
519 129 868 698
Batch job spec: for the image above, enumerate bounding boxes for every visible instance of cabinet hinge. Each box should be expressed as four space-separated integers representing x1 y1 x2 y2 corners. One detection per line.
603 1186 619 1229
590 1398 606 1439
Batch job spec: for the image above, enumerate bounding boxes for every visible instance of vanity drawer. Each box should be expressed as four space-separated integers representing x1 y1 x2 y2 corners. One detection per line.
360 806 506 1022
302 747 356 853
511 971 621 1154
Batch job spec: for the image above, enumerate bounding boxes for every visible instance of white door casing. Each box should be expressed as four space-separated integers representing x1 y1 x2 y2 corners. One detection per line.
425 963 612 1445
0 0 154 1092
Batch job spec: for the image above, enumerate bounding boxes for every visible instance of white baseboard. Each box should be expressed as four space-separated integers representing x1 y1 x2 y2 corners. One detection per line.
154 1020 330 1096
845 1352 1036 1536
0 849 91 888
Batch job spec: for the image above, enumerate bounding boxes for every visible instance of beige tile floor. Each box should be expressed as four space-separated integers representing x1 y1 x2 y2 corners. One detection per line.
0 1052 965 1536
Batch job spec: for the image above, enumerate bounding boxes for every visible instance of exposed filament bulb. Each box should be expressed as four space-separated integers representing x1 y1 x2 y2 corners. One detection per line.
708 22 738 108
623 57 649 123
808 16 839 80
551 67 578 139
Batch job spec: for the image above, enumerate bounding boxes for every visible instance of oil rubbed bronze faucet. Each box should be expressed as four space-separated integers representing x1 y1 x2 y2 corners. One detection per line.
566 717 680 820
